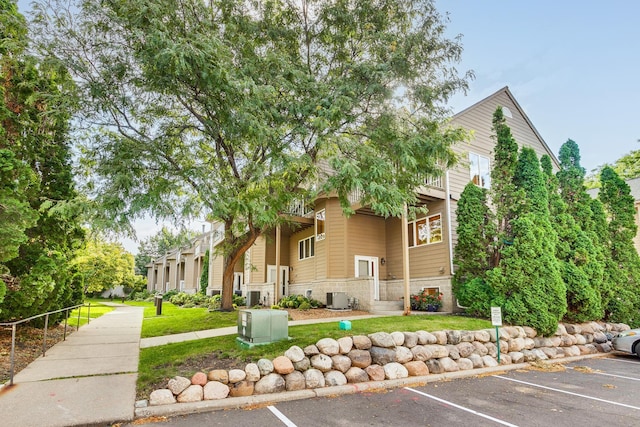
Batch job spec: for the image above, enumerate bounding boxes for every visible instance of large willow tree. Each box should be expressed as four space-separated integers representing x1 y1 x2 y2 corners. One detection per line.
34 0 471 310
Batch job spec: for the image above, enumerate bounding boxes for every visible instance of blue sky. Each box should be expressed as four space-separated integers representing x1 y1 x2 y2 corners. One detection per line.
441 0 638 172
17 0 638 252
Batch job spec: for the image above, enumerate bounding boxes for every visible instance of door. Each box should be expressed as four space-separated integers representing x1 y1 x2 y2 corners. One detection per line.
233 273 243 294
267 265 290 298
355 256 379 300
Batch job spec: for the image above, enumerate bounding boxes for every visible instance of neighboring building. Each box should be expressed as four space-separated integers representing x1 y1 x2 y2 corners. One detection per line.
146 87 559 312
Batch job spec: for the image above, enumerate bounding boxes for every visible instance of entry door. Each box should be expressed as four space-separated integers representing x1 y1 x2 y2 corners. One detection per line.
268 265 290 297
233 273 243 293
355 256 379 300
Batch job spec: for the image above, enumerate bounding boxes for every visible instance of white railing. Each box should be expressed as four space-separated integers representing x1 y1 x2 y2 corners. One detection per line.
425 175 443 188
285 198 314 217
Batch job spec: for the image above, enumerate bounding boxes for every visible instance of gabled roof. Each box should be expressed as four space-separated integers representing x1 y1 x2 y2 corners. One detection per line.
453 86 561 169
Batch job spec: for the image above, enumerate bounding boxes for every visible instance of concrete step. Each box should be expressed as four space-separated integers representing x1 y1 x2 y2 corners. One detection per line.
369 300 403 314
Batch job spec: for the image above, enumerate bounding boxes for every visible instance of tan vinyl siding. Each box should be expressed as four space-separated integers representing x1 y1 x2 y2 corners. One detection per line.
326 199 347 278
250 236 267 283
210 254 224 287
289 227 316 284
345 213 387 278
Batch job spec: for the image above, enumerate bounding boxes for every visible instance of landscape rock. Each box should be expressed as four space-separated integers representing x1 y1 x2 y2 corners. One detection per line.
191 372 207 386
369 332 396 348
468 353 484 368
390 331 405 346
228 369 247 383
457 358 474 370
285 346 305 363
348 349 372 368
352 335 372 350
445 345 460 360
481 356 499 367
456 342 475 358
245 363 261 381
403 332 418 348
208 369 228 384
316 338 340 355
474 330 491 343
293 357 311 372
410 345 433 362
257 358 274 376
415 330 437 345
345 367 370 383
365 364 385 381
304 369 325 388
424 359 444 374
395 346 414 364
337 337 353 354
324 370 348 386
423 345 449 359
370 346 396 365
229 380 254 397
203 381 230 400
285 371 306 391
149 389 176 406
310 354 333 372
273 356 295 375
331 355 352 373
255 373 285 394
167 376 191 396
177 385 203 403
383 362 409 380
432 331 448 345
446 330 462 345
303 344 320 356
404 361 429 376
439 357 460 372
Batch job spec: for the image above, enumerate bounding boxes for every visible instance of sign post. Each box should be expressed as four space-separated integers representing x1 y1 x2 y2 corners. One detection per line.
491 306 502 363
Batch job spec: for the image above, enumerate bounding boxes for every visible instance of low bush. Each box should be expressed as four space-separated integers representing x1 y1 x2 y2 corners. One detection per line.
278 294 322 309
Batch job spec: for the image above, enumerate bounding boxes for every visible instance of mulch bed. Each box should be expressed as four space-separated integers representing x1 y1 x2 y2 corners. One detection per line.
0 324 76 384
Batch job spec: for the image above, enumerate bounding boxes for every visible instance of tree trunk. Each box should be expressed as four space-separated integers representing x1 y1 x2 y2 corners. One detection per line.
219 227 260 311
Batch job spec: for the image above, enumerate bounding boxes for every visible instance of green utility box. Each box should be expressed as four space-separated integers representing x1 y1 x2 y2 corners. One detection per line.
237 309 289 346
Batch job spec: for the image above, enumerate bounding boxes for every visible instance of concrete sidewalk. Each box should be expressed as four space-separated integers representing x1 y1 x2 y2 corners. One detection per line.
0 304 143 427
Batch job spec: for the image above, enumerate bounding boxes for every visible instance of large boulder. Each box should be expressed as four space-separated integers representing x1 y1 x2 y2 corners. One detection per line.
255 373 285 394
257 358 274 376
395 346 414 364
365 364 385 381
384 362 409 380
304 369 326 388
203 381 230 400
245 363 261 382
273 356 295 375
331 355 352 373
310 354 333 372
404 361 429 376
167 376 191 396
228 369 247 383
348 349 372 368
285 371 306 391
229 380 254 397
316 338 340 355
369 332 396 348
191 372 207 386
337 337 354 354
177 385 203 403
285 346 306 363
324 370 348 387
208 369 228 384
370 346 396 365
149 389 176 406
352 335 372 350
345 367 370 383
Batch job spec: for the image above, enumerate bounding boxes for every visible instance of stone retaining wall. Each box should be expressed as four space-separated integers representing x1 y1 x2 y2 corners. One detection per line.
147 321 628 406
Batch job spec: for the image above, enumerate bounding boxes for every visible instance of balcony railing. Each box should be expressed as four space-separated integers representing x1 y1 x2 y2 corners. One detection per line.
425 175 443 188
285 198 314 218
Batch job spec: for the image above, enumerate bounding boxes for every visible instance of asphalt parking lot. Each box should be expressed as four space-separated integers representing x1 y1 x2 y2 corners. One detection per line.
131 355 640 426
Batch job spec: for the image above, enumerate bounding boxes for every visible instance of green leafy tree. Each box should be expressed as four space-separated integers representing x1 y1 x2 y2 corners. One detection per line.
541 152 604 322
598 166 640 326
452 182 494 313
134 227 198 275
488 106 522 266
486 147 566 335
586 147 640 188
35 0 471 310
200 250 209 295
0 0 84 321
71 239 138 295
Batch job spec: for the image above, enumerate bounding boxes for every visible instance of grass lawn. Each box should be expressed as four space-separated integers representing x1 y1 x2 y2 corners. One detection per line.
137 314 491 398
66 299 115 328
125 301 238 338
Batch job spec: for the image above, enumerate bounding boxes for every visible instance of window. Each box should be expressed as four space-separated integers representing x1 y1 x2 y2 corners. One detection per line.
469 152 490 189
421 286 441 296
316 209 325 241
407 213 442 247
298 236 315 260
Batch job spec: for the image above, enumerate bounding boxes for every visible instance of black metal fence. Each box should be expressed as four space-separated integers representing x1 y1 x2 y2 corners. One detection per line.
0 303 92 386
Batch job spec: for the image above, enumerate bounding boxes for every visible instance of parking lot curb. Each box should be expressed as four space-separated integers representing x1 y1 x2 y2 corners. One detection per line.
134 353 611 420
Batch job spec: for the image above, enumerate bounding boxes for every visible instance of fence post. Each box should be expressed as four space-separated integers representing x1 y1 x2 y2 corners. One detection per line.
87 302 91 324
42 313 49 357
77 304 81 328
10 324 16 386
63 308 69 341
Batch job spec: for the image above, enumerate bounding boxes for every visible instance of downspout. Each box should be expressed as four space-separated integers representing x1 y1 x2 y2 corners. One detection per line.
446 170 468 310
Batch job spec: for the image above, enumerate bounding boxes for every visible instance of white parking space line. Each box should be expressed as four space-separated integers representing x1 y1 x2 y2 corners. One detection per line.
268 405 298 427
495 375 640 410
405 387 520 427
568 366 640 382
601 357 640 366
